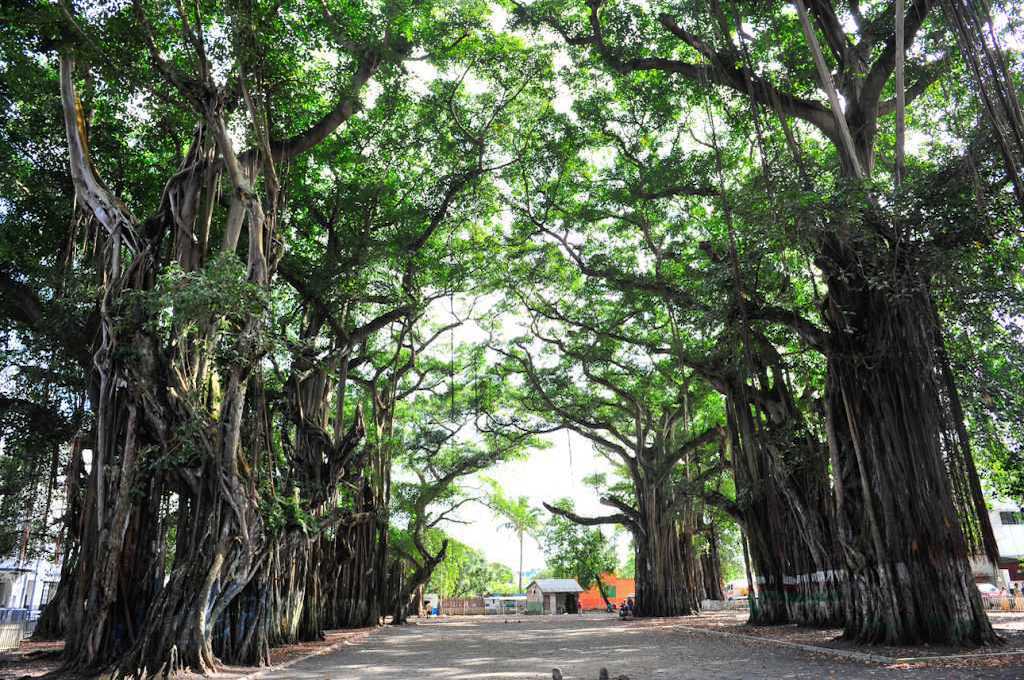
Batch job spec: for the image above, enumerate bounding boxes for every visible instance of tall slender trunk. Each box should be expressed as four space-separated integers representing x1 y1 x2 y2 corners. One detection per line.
700 524 724 602
595 575 612 608
518 530 524 593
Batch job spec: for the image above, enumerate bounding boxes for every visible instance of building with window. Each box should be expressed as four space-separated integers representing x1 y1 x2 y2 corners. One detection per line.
989 500 1024 587
577 573 635 610
0 553 61 615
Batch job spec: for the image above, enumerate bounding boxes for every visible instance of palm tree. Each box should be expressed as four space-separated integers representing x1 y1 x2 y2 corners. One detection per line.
484 479 542 592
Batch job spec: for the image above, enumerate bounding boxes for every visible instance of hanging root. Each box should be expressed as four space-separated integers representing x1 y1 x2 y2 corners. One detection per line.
943 0 1024 210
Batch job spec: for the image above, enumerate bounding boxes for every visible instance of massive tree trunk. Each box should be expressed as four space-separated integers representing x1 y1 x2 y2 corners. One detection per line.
783 0 1001 644
62 455 166 671
331 376 398 628
544 481 700 618
389 540 448 625
51 4 408 671
803 3 998 642
210 356 368 665
728 451 790 626
700 523 724 602
822 241 997 645
58 52 281 674
327 487 384 628
539 0 1004 646
725 365 843 629
632 476 700 617
116 370 268 675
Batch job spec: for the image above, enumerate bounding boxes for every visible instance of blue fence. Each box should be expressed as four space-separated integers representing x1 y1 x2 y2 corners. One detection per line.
0 609 29 624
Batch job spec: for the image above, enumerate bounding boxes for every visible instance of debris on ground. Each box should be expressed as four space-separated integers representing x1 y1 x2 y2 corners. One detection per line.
552 668 630 680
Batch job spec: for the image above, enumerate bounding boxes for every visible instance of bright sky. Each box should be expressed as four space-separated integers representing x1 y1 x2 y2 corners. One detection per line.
439 429 632 580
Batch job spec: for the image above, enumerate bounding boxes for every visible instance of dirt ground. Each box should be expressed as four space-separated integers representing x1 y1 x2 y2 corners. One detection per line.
5 613 1023 679
669 609 1024 659
254 613 1024 679
0 629 373 680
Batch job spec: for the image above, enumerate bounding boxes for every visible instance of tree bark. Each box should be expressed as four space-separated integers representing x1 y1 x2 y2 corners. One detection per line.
726 374 844 628
632 477 700 617
700 524 724 602
823 257 997 645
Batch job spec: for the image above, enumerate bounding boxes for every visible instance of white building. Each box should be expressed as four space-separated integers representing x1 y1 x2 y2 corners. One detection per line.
989 500 1024 587
526 579 583 614
0 553 61 613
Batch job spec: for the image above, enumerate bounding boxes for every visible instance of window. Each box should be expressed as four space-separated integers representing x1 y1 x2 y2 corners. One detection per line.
1000 511 1023 525
604 585 617 598
40 581 59 605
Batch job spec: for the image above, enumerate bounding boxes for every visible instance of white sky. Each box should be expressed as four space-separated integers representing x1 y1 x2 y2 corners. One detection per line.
411 288 633 580
440 429 632 578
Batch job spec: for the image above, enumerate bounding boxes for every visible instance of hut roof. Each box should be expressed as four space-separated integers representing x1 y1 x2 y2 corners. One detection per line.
529 579 584 593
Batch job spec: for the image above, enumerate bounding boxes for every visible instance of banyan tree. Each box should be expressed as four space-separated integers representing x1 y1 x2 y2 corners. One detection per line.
29 0 545 674
515 0 1022 645
2 0 1023 674
498 312 727 617
501 79 846 628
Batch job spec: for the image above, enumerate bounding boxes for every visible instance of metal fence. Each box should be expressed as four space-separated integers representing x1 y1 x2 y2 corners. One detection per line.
0 609 29 653
486 600 528 616
983 595 1024 612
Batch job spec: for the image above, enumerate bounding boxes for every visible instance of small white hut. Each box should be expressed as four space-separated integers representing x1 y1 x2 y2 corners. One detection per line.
526 579 584 614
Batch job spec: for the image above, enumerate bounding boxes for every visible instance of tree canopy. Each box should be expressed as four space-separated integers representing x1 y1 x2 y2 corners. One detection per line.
1 0 1023 673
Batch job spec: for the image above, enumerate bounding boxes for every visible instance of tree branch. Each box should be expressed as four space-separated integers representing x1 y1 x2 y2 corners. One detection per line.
859 0 934 115
742 298 831 353
655 424 725 482
59 53 140 253
535 2 837 137
543 501 638 534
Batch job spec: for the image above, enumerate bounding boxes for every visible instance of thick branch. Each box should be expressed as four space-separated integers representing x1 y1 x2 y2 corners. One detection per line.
655 424 725 482
244 52 383 166
877 58 948 116
701 489 742 522
804 0 852 68
58 53 139 253
542 501 638 534
742 299 831 353
542 3 837 137
599 495 640 522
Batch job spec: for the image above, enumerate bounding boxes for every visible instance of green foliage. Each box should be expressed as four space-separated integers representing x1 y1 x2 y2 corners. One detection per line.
1 0 1024 656
484 478 543 539
141 255 267 334
540 498 617 590
0 393 78 558
426 532 515 597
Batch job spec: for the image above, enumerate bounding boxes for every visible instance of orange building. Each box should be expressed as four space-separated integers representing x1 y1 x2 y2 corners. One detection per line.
578 574 635 610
